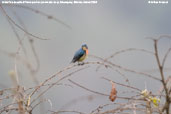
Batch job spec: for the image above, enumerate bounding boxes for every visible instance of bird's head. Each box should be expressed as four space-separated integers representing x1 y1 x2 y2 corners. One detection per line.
82 44 88 54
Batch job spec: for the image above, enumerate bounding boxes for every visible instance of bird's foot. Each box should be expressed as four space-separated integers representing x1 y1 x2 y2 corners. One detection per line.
78 62 84 66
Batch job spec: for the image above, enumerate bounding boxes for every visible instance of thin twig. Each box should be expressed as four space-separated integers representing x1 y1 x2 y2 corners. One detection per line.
0 5 50 40
3 4 72 29
30 67 88 106
101 77 141 92
90 55 161 81
154 39 170 114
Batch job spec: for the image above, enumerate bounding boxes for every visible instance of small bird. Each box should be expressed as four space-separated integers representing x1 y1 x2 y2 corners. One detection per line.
71 44 88 63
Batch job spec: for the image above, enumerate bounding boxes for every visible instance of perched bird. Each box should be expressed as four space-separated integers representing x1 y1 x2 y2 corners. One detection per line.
71 44 88 63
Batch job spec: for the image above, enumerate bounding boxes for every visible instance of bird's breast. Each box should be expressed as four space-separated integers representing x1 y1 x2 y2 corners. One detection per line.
78 53 87 61
86 49 88 55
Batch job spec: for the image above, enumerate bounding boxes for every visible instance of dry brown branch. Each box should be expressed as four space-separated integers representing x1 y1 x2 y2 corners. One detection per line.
0 49 36 73
12 10 40 72
99 102 145 114
0 4 50 40
158 35 171 40
68 79 143 101
162 47 171 69
30 66 89 107
153 39 170 114
3 11 27 57
49 110 86 114
68 79 109 96
29 64 83 98
101 77 141 92
90 103 117 114
30 61 111 99
31 98 52 111
3 4 72 29
90 54 161 81
94 48 154 71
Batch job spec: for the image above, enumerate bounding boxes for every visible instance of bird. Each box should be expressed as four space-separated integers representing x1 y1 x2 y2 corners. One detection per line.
71 44 88 64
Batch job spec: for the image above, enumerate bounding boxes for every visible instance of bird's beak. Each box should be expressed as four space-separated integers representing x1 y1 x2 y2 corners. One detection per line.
86 49 89 55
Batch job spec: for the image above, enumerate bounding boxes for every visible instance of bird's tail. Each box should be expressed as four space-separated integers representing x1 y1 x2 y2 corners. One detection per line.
70 60 74 64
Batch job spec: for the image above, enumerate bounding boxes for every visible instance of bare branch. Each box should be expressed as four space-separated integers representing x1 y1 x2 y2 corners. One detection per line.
0 5 50 40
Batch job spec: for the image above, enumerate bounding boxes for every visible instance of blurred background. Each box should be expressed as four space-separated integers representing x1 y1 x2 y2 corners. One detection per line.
0 0 171 113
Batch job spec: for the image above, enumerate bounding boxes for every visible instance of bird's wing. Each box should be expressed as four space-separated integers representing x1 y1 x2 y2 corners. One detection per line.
71 49 85 63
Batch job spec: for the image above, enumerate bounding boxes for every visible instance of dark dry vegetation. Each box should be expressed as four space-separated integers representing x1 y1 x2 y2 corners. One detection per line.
0 4 171 114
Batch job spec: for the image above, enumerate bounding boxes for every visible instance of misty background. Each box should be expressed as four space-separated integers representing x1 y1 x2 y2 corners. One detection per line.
0 0 171 113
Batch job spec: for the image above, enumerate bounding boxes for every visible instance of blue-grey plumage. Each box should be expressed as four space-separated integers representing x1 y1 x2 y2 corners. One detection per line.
71 44 88 63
